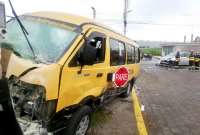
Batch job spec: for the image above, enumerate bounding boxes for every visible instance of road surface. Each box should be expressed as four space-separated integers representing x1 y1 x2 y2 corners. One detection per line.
137 58 200 135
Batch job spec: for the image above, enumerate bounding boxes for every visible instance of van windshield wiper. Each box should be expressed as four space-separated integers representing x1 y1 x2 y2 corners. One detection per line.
8 0 36 59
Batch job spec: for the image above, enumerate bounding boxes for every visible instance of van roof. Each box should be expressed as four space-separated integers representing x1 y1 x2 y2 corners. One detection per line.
26 11 136 45
27 11 94 26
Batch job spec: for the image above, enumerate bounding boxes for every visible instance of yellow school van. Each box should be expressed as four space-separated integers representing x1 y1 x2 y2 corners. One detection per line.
4 11 141 135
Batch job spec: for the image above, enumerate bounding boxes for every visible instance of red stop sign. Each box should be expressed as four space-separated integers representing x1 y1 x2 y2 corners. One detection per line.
113 67 129 87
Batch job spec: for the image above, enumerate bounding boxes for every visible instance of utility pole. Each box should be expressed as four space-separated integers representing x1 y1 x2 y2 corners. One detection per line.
91 6 96 19
123 0 128 35
123 0 132 35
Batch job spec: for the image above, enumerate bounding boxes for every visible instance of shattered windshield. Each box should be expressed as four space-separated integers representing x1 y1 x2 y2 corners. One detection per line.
5 16 79 63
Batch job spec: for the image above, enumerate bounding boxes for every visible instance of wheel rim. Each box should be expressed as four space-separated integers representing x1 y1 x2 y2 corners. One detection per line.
75 115 90 135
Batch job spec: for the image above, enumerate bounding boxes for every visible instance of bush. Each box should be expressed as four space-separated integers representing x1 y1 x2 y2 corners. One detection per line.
142 48 161 56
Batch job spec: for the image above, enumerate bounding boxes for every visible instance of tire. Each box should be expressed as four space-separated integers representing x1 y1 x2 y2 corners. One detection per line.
64 105 92 135
119 82 133 98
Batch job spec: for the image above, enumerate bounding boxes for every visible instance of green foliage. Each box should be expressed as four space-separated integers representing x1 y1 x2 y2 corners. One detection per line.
142 48 161 56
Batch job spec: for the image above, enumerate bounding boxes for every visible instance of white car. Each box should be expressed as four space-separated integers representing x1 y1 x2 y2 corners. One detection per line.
160 51 190 66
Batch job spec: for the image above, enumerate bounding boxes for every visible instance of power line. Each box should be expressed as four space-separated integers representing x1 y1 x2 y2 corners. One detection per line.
127 21 198 27
98 19 200 27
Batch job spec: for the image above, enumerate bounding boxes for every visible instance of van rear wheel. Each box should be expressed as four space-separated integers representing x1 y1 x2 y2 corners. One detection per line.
65 105 92 135
120 83 132 98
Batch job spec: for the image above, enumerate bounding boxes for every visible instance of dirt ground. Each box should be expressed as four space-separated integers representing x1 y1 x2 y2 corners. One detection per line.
88 97 138 135
137 59 200 135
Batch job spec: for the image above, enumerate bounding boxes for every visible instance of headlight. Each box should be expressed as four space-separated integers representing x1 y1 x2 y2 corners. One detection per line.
9 78 46 119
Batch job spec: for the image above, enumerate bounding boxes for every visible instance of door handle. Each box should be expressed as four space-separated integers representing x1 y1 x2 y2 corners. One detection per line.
96 73 103 77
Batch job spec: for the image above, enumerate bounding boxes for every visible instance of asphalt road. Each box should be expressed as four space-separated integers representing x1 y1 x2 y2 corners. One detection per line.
137 58 200 135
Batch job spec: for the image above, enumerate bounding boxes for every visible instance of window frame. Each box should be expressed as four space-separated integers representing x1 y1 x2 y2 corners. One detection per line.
88 32 106 64
68 31 106 67
135 47 141 63
109 38 126 66
135 47 139 63
126 43 136 64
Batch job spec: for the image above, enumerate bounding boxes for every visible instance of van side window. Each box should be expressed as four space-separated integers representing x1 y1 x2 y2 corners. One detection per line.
69 32 106 67
110 39 126 66
127 44 132 64
138 48 141 62
89 36 105 63
135 47 139 63
127 44 135 64
132 46 135 63
135 47 141 63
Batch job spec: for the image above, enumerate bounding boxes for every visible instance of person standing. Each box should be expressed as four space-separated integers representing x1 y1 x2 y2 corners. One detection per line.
0 44 23 135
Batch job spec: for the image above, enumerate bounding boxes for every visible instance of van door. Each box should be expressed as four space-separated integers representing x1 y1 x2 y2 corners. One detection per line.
56 29 109 111
108 38 127 89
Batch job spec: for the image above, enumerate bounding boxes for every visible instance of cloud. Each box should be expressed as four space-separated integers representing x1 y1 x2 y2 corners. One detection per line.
2 0 200 41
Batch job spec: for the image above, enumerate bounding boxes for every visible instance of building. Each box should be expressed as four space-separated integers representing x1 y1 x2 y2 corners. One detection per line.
161 42 200 56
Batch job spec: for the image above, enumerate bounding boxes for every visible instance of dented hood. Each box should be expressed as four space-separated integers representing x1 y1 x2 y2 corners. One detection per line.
6 54 45 78
6 54 61 100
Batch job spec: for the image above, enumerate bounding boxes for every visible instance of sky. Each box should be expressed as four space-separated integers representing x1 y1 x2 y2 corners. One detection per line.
2 0 200 42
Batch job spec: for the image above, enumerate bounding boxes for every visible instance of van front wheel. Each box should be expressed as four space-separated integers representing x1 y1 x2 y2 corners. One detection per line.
65 105 92 135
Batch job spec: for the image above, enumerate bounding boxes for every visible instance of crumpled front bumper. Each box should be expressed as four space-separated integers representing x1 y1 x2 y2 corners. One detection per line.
8 76 58 134
18 118 52 135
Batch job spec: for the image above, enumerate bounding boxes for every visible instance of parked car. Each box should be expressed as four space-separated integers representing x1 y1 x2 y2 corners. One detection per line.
143 53 152 60
160 51 190 66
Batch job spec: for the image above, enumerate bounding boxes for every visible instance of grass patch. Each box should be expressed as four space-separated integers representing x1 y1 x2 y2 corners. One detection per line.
142 48 161 56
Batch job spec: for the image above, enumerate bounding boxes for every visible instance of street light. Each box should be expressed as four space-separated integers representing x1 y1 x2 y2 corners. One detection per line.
91 6 96 19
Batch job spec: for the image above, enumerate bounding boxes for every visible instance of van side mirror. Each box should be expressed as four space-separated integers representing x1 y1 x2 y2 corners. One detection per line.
79 42 97 65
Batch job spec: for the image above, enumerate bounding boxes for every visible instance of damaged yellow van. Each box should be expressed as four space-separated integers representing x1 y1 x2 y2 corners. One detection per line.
4 11 140 135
